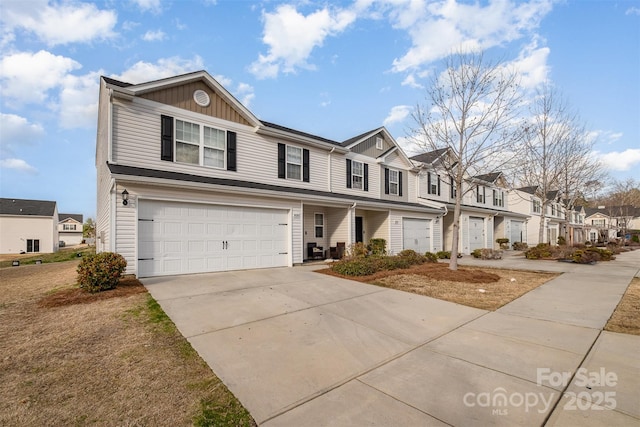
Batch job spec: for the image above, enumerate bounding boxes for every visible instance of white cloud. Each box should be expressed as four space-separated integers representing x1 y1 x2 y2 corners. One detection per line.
0 113 45 157
383 105 412 125
235 82 255 107
401 74 424 89
390 0 553 72
626 7 640 16
59 71 103 129
131 0 162 13
113 56 205 83
509 36 550 89
596 149 640 171
0 0 117 46
0 50 81 104
142 30 166 41
250 4 357 79
0 158 37 174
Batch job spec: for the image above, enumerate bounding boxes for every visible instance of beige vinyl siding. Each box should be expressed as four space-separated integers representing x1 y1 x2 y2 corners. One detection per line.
111 99 330 192
112 182 301 276
388 213 404 255
0 216 57 254
96 80 112 253
327 206 349 247
432 216 443 252
330 153 380 197
303 206 328 260
140 81 251 126
407 170 418 203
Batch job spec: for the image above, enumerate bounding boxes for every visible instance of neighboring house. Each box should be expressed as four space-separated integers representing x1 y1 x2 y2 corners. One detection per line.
58 213 84 246
584 205 639 243
410 149 528 254
96 71 445 277
0 198 59 254
567 205 586 245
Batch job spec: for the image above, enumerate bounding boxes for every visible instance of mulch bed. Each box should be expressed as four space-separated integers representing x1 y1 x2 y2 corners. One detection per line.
38 277 147 308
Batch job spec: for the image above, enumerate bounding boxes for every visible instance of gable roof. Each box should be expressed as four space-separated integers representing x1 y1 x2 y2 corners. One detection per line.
340 128 383 148
0 198 57 216
409 148 449 165
59 213 83 223
474 172 503 184
516 186 539 195
103 70 262 128
341 127 415 168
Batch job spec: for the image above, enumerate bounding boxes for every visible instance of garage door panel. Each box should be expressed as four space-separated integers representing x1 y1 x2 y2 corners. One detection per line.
469 217 485 251
403 218 431 254
138 200 289 277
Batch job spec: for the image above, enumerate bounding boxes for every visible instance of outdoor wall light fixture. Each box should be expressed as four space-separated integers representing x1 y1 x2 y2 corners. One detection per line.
122 189 129 206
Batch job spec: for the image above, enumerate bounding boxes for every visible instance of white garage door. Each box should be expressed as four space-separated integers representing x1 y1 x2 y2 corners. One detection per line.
469 216 485 251
403 218 431 254
138 200 289 277
510 220 524 248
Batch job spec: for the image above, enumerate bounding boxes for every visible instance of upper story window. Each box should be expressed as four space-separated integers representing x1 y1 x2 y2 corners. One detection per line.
175 119 226 169
493 190 504 207
532 199 541 214
286 146 302 180
389 169 399 195
352 161 364 189
476 186 486 204
427 172 440 195
161 115 236 171
450 176 457 199
278 143 309 182
592 219 606 227
376 137 383 150
63 224 77 231
550 204 557 216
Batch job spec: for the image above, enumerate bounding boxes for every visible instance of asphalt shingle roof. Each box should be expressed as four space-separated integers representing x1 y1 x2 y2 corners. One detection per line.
0 198 56 216
59 213 83 223
409 148 448 164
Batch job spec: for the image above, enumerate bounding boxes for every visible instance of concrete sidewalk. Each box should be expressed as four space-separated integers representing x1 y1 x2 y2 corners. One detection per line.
142 250 640 426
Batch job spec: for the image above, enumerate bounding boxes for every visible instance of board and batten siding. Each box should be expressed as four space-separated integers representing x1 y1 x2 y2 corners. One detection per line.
140 81 252 127
112 183 301 276
111 99 330 192
350 133 392 158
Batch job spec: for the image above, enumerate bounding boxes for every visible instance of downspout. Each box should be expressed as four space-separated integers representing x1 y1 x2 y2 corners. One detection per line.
328 147 336 192
109 178 116 253
108 88 113 163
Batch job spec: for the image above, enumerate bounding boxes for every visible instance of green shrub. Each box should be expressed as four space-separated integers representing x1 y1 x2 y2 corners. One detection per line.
557 236 566 245
436 250 451 259
471 249 482 258
331 258 377 276
472 248 503 260
573 249 600 264
331 249 431 277
346 242 369 258
77 252 127 293
368 238 387 256
398 249 428 265
524 244 553 259
512 241 528 251
424 251 439 262
632 235 640 243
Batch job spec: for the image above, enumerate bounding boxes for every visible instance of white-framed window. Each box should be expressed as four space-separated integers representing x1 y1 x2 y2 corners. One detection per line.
550 204 557 217
63 224 77 231
376 137 383 150
315 213 324 238
493 190 504 207
352 160 363 190
532 199 541 214
389 169 399 195
590 231 597 242
476 186 485 203
286 146 302 180
450 176 457 199
27 239 40 253
592 219 606 227
428 172 440 195
175 119 225 169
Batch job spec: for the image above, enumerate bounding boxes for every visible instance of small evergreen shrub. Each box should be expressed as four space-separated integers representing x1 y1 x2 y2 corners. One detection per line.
368 238 387 256
472 248 503 260
397 249 428 265
346 242 369 258
512 242 528 251
423 251 439 262
573 249 600 264
77 252 127 293
632 235 640 244
330 258 378 276
525 243 553 259
436 250 451 259
557 236 566 245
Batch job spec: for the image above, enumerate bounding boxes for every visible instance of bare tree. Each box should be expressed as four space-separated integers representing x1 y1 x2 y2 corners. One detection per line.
515 85 602 243
409 50 524 270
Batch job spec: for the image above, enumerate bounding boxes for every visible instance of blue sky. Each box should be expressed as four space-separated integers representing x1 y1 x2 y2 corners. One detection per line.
0 0 638 220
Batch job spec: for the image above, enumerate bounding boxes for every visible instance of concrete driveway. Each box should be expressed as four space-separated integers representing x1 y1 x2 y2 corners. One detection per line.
143 251 640 426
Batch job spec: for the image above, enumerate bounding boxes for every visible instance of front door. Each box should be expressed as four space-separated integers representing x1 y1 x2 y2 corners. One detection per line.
355 216 363 243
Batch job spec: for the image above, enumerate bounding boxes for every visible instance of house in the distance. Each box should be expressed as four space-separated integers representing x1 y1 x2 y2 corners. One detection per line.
58 213 84 246
0 198 59 254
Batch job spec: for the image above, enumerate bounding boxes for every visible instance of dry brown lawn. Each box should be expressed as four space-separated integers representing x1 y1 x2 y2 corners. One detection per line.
0 261 254 426
321 262 559 311
605 277 640 336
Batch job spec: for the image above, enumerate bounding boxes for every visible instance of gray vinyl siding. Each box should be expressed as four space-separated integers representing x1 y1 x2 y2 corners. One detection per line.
350 132 392 158
111 98 330 192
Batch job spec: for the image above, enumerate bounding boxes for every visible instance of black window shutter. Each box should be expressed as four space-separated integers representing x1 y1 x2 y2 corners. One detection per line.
346 159 352 188
160 115 173 161
493 189 497 204
427 173 432 194
303 149 310 182
226 131 237 171
384 168 390 194
399 171 403 196
277 143 286 179
437 175 441 196
364 163 369 191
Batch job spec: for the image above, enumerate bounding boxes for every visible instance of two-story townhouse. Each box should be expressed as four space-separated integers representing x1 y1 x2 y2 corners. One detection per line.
567 205 586 245
508 187 567 246
96 71 444 277
410 149 528 254
58 213 84 246
583 206 633 243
